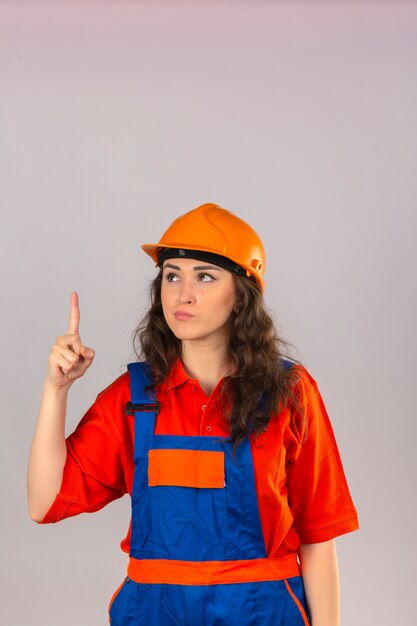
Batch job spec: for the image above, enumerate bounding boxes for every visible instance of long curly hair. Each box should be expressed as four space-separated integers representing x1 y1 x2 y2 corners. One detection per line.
132 269 304 451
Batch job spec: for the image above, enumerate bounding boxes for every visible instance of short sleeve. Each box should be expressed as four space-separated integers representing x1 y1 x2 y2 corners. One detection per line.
285 368 359 543
39 373 133 524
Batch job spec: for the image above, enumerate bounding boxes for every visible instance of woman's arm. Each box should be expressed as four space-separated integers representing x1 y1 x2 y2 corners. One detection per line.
27 292 95 521
27 380 71 521
298 539 340 626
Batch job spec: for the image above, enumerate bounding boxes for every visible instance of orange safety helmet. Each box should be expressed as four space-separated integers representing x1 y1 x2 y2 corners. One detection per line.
141 203 266 291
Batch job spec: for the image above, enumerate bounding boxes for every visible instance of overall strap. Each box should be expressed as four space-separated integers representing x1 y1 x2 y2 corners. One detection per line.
255 358 295 419
127 362 160 447
126 362 160 415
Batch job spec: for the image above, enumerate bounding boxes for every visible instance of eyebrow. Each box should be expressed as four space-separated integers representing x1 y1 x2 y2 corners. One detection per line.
163 263 223 272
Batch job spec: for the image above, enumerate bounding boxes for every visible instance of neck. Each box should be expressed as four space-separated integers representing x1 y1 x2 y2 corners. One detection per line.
180 340 233 396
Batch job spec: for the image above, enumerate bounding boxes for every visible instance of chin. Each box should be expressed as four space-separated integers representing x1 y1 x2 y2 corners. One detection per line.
172 330 204 342
167 324 208 342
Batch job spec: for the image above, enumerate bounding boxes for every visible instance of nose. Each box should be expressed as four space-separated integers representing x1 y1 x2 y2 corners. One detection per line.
178 277 196 304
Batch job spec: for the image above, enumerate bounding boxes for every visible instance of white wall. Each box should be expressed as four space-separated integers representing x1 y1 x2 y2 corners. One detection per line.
1 2 416 624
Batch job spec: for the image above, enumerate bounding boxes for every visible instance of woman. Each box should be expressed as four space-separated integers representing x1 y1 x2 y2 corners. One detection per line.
28 203 359 625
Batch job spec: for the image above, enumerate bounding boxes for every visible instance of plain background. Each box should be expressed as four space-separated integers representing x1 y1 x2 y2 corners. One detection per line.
1 1 416 624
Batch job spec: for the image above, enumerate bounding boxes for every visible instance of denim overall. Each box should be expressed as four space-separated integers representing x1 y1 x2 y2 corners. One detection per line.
109 362 311 625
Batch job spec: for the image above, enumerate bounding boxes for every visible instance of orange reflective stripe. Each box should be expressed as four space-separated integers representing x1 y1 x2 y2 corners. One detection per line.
148 449 225 488
128 555 300 585
284 579 310 625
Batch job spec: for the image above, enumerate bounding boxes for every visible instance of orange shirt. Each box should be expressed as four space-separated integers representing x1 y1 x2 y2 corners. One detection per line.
40 360 359 557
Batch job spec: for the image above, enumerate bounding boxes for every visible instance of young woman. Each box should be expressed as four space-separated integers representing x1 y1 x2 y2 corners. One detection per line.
28 203 359 626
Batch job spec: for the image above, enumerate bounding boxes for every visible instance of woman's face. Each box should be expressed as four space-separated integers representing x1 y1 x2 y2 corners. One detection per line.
161 257 236 347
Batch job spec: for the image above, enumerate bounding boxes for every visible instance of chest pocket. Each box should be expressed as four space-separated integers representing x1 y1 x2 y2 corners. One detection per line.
148 449 225 488
139 447 228 561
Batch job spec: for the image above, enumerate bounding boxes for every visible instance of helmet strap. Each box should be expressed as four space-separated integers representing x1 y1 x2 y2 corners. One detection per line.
157 248 248 278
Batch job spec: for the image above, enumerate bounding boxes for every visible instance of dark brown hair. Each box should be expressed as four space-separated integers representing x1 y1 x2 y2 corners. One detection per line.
132 270 304 450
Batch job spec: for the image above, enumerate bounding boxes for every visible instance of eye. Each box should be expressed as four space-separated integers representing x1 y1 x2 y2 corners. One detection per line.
198 272 215 282
165 272 180 282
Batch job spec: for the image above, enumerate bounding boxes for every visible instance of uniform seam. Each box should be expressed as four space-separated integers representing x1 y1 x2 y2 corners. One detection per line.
284 578 310 625
287 445 339 476
54 491 125 513
52 499 70 522
297 513 358 535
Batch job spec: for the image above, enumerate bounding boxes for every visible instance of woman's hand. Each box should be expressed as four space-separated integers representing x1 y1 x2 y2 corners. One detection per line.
47 292 95 389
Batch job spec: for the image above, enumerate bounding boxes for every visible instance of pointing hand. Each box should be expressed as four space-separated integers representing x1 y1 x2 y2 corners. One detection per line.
47 292 95 389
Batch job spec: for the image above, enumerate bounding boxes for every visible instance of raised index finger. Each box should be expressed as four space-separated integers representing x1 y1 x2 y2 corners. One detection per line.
67 291 80 335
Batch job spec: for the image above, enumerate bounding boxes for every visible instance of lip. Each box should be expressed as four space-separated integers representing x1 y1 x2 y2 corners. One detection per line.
174 311 194 320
